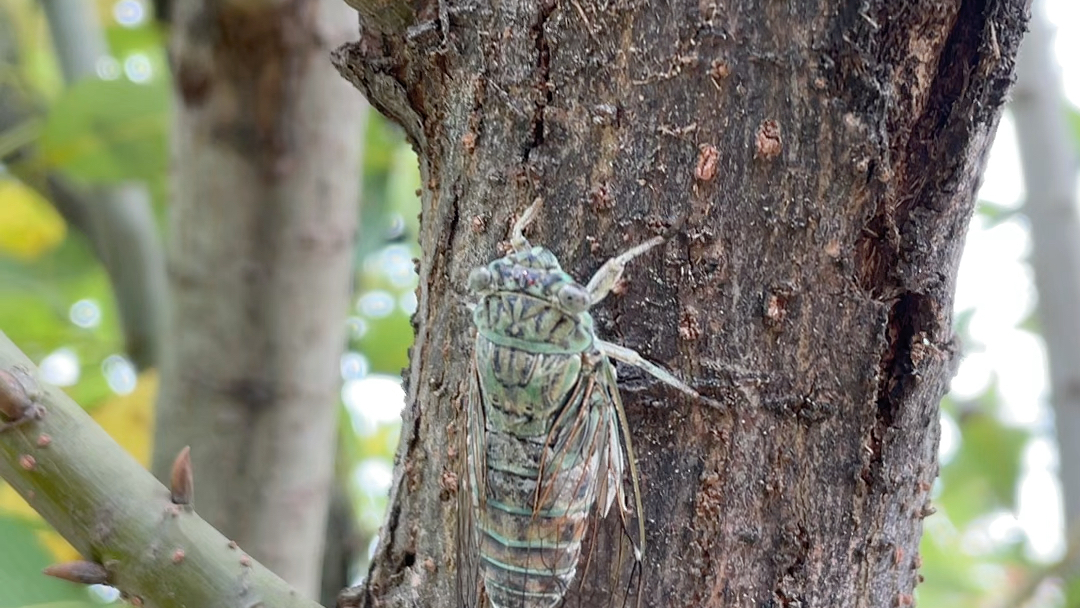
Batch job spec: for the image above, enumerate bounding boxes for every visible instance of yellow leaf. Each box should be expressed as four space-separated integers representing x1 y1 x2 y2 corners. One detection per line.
36 530 81 563
0 178 66 260
0 485 80 563
0 483 38 520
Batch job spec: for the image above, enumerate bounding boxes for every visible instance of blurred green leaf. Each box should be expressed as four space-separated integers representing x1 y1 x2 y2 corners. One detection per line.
1064 571 1080 607
0 514 86 607
354 133 420 376
974 199 1018 228
363 112 403 180
357 310 413 375
1067 103 1080 150
15 603 97 608
0 230 124 408
938 393 1028 528
104 22 165 56
39 77 168 183
387 143 421 239
918 520 983 606
1017 311 1042 336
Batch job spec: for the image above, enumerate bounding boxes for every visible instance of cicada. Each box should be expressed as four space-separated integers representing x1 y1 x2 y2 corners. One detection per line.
460 199 711 608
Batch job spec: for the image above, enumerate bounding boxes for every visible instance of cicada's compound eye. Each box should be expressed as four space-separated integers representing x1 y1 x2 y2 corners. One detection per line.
557 283 590 314
468 267 494 293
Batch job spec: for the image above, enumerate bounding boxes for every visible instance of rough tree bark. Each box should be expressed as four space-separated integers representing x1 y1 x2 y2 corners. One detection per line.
151 0 365 598
334 1 1025 607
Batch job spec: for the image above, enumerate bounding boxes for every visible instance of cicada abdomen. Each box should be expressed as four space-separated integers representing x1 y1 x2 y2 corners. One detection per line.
461 199 712 608
471 344 624 608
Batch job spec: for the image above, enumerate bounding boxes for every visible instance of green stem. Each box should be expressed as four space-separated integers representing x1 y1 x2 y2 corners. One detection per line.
0 332 324 608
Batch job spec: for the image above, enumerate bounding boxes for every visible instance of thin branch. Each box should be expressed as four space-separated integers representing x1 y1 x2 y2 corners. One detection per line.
319 487 368 608
0 331 323 608
40 0 106 83
27 0 169 370
45 177 168 369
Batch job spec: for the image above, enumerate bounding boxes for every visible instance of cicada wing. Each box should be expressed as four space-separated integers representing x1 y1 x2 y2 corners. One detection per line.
599 357 645 566
601 358 647 608
562 357 645 608
458 355 486 608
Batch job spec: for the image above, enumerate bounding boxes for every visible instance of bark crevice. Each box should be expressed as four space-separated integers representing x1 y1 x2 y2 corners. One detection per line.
523 2 555 163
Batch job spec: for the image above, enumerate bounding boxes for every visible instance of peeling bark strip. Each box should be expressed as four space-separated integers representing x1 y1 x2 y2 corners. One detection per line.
334 1 1025 607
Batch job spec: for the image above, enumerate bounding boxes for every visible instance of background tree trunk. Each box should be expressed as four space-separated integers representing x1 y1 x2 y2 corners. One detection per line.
1013 0 1080 535
151 0 365 598
334 1 1026 606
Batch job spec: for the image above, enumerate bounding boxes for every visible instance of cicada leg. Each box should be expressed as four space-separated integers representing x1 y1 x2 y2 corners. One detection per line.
595 340 722 410
511 197 545 252
584 237 665 306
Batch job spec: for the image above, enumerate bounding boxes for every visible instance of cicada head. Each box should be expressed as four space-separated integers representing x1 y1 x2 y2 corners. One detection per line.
469 246 595 351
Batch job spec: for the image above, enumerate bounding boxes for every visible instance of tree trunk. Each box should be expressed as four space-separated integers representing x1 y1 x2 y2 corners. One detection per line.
333 1 1026 606
1013 0 1080 532
151 0 365 598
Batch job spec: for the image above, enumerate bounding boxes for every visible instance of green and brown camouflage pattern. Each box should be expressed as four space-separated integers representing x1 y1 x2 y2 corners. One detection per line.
466 243 628 608
462 200 711 608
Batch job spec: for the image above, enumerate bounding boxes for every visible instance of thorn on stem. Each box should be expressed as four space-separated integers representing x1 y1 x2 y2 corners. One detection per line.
43 560 109 585
170 446 194 506
0 367 45 431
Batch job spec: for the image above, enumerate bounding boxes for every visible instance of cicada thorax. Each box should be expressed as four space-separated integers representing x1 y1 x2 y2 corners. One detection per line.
472 328 620 608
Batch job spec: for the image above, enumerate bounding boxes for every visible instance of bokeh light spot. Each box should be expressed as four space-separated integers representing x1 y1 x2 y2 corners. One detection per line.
102 355 137 395
342 375 405 434
346 316 369 340
354 459 393 497
113 0 146 27
96 56 121 80
358 291 395 319
124 54 153 83
340 352 370 381
88 583 121 603
69 298 102 329
399 291 418 315
40 348 80 386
